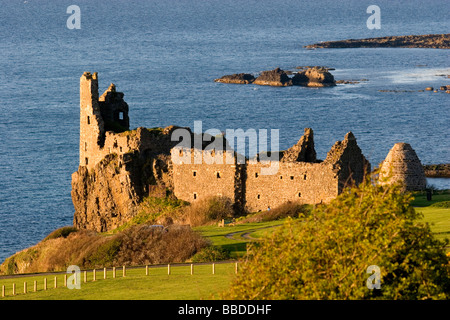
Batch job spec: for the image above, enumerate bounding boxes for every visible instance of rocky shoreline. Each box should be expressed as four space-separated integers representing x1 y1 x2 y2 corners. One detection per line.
423 164 450 178
305 34 450 49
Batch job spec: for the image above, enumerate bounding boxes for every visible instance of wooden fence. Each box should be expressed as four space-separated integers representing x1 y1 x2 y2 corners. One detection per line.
0 261 239 298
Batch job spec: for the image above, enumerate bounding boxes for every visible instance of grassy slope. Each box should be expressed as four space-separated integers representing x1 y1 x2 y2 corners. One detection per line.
412 193 450 244
1 191 448 300
194 220 285 259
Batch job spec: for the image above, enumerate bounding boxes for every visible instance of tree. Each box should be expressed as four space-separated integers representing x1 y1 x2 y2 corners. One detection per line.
222 177 450 299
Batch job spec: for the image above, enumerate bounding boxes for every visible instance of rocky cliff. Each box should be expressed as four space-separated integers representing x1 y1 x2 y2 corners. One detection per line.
71 126 192 232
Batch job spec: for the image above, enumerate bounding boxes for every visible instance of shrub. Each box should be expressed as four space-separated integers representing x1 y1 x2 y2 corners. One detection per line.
184 196 235 227
222 177 450 300
191 246 231 262
115 224 208 265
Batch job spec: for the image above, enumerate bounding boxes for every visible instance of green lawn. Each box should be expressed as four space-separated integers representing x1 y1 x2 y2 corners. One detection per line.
2 191 448 300
0 263 236 300
413 192 450 245
194 220 285 258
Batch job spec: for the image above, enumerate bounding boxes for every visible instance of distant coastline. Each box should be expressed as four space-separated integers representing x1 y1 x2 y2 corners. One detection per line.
423 164 450 178
305 34 450 49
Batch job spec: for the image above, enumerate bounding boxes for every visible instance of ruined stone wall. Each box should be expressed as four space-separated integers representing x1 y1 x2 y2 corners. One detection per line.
74 72 372 231
245 162 338 212
172 149 239 204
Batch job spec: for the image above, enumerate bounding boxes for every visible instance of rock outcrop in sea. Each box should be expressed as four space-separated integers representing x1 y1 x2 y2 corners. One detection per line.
214 73 255 84
253 68 293 86
305 33 450 49
215 67 336 87
292 66 336 87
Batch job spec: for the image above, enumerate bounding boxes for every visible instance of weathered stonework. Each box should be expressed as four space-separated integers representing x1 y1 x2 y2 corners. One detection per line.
379 143 427 191
72 72 371 231
171 129 370 212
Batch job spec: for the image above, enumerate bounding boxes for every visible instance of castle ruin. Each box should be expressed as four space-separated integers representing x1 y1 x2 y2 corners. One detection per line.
73 72 371 231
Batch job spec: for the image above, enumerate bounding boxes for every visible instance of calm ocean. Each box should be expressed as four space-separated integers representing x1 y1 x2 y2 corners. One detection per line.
0 0 449 263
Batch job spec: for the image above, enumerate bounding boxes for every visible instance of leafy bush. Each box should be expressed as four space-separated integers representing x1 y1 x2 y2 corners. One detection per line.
222 177 450 300
191 246 231 262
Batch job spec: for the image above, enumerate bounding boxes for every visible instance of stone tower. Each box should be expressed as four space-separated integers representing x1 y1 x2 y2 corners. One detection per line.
379 142 426 191
79 72 130 170
79 72 105 169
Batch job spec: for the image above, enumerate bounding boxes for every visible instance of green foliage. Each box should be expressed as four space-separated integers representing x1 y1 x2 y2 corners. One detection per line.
430 201 450 208
85 238 123 267
42 226 78 241
222 178 450 300
112 196 188 233
191 246 231 262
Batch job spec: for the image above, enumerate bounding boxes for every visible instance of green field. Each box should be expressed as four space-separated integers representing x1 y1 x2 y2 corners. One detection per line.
0 263 237 300
412 192 450 244
194 220 285 259
1 191 448 300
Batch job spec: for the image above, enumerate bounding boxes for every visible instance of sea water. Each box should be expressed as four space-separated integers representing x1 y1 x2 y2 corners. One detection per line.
0 0 449 263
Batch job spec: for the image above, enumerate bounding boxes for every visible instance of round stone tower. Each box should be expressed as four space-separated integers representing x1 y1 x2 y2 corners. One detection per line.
379 143 426 191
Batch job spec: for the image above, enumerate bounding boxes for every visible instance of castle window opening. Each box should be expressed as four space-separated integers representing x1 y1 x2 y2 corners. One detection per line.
85 157 89 165
279 175 283 179
193 170 197 177
255 172 259 178
119 112 124 120
303 174 307 180
298 192 301 197
87 116 90 125
193 193 197 200
257 194 261 199
119 147 122 152
85 142 88 152
290 176 294 180
216 172 221 178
